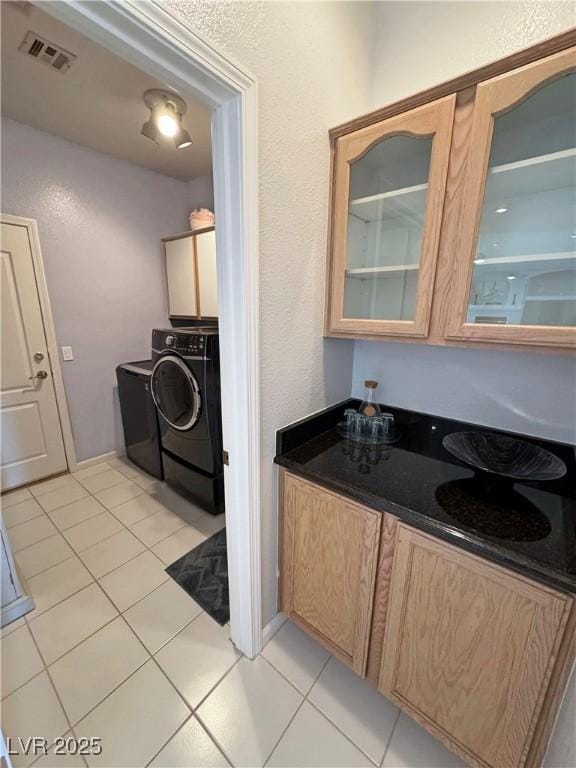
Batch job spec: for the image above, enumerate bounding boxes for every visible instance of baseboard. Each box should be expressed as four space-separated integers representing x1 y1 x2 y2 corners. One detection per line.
75 450 124 470
1 594 35 629
262 612 287 647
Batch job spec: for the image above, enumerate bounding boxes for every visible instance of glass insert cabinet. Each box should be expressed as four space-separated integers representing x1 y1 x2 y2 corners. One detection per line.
325 41 576 351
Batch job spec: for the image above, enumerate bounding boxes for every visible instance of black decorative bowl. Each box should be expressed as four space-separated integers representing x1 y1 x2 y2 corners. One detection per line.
442 431 567 482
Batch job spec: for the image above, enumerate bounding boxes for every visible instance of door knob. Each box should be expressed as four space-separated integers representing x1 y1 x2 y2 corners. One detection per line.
29 370 48 380
34 352 45 362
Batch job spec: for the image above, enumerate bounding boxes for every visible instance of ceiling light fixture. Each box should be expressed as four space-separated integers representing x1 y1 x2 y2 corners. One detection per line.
141 89 193 150
506 274 516 280
495 206 508 214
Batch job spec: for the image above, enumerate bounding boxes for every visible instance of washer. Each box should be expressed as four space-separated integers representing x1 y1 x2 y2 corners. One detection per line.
151 328 224 516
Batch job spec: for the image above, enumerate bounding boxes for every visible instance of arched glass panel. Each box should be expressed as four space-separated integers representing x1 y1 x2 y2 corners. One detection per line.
343 135 433 321
466 71 576 327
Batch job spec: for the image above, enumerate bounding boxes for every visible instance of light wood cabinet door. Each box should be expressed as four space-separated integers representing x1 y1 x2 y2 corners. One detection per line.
446 46 576 348
379 525 574 768
326 95 455 339
280 471 381 675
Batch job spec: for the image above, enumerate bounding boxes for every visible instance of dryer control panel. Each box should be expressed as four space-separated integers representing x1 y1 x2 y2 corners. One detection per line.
175 335 205 356
152 329 217 359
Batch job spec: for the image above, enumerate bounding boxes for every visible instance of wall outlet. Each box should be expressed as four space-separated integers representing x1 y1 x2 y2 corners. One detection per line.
61 346 74 361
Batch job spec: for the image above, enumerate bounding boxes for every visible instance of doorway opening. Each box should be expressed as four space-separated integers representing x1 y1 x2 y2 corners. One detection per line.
0 0 261 657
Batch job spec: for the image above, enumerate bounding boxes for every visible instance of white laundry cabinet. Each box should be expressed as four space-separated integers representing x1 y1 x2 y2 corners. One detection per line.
163 227 218 319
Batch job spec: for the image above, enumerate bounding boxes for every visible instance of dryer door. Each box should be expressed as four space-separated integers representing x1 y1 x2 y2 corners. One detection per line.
151 355 202 431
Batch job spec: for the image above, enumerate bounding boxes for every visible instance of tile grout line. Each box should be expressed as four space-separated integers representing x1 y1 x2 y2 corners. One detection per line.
41 607 220 751
178 650 243 715
10 525 64 556
379 709 402 768
23 614 86 767
12 529 72 558
23 483 206 629
8 504 213 700
28 597 120 666
12 475 201 576
59 614 154 730
304 696 382 767
9 488 356 768
259 651 333 767
143 713 197 768
25 572 96 622
5 463 240 766
259 644 390 767
25 473 82 498
4 510 51 532
18 547 77 582
16 607 200 741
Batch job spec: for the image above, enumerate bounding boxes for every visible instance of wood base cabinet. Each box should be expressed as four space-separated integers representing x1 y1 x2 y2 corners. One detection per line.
379 525 574 768
278 471 575 768
280 471 381 675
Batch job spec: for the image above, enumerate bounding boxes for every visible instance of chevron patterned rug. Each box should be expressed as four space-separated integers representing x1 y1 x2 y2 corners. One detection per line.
165 527 229 625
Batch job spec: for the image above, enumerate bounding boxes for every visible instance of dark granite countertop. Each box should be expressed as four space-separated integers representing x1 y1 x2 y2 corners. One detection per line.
274 400 576 594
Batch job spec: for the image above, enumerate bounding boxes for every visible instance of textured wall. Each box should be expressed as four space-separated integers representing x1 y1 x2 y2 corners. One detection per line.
353 342 576 443
352 1 576 444
188 174 214 213
1 118 190 461
166 0 375 625
370 1 576 104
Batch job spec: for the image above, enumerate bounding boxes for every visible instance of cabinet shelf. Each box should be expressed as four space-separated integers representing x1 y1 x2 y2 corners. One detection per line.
349 184 428 223
486 148 576 200
525 295 576 302
348 149 575 225
474 251 575 273
346 264 420 279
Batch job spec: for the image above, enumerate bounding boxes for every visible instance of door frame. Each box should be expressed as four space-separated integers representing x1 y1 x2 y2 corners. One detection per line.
1 213 77 474
42 0 262 657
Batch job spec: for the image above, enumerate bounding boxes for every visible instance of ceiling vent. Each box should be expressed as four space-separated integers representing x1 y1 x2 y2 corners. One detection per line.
18 31 76 73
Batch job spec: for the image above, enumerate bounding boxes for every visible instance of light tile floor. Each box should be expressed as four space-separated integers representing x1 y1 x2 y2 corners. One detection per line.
2 457 466 768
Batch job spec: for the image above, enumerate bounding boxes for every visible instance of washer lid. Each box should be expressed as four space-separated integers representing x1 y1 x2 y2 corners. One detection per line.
151 355 202 431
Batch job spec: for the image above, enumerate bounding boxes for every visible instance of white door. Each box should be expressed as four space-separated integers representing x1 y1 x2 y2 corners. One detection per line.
196 230 218 318
1 222 67 490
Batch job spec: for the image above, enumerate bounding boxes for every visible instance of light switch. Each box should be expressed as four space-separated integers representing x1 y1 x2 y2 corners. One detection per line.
62 346 74 361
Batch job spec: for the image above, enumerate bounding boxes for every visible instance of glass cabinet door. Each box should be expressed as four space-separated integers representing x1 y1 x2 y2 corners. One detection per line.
447 47 576 347
327 96 455 337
